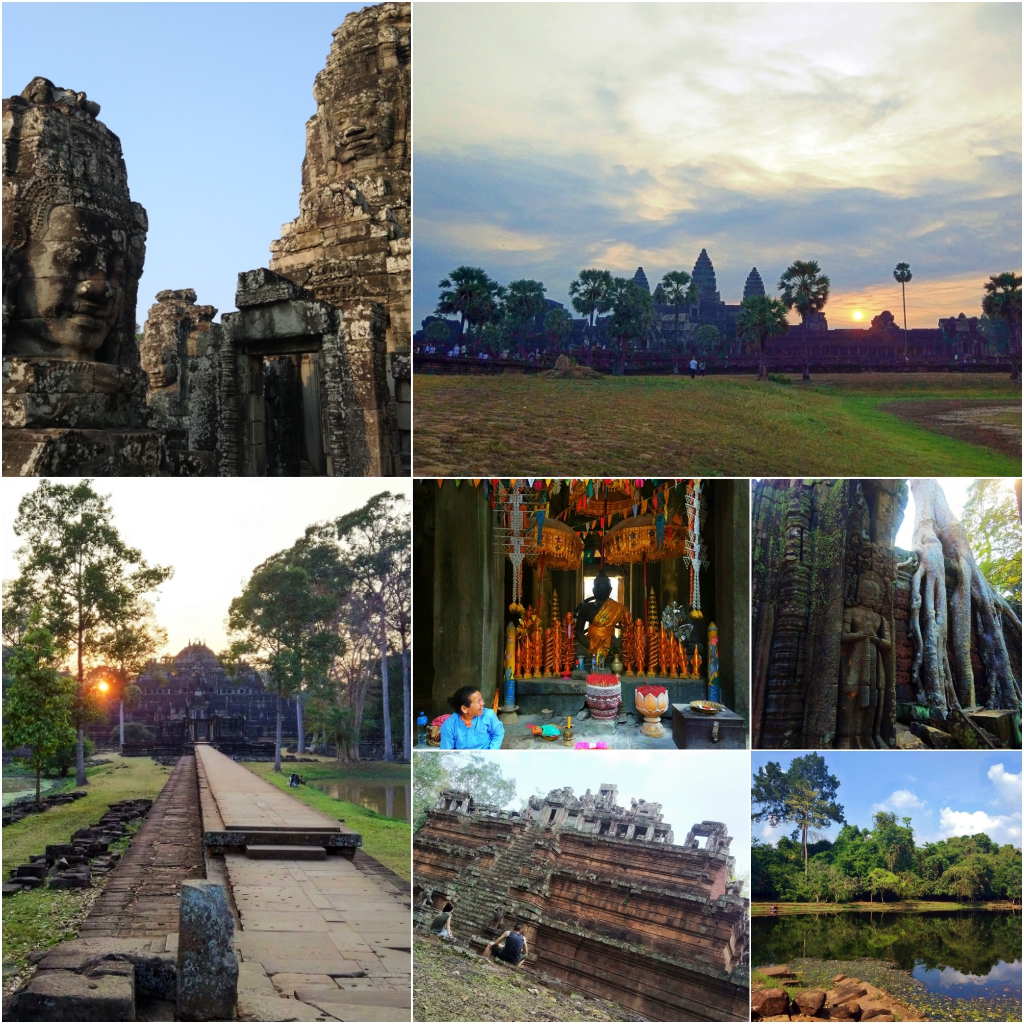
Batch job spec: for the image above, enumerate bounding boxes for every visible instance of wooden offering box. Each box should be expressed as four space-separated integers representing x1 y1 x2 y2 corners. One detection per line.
671 704 747 749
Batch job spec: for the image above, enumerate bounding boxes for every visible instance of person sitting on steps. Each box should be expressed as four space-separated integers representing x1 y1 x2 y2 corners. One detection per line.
430 902 456 941
485 923 528 965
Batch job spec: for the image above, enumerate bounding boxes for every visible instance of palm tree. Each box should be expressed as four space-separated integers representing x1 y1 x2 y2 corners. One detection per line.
568 269 614 343
502 279 547 359
893 262 913 363
653 270 698 367
436 267 500 341
982 271 1022 382
779 260 831 380
735 294 790 380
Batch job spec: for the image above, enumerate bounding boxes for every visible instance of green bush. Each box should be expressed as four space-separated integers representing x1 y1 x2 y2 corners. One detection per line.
768 373 793 385
109 722 154 745
45 737 95 777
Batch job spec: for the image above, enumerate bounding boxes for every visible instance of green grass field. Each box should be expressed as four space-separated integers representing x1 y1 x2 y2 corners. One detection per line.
2 756 173 995
413 372 1021 476
241 758 411 880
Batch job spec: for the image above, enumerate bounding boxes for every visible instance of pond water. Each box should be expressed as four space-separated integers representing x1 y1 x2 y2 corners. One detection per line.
2 775 56 806
307 778 409 820
753 909 1022 1000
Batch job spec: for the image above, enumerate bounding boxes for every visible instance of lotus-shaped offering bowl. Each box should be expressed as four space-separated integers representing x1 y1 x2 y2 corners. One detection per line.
635 685 669 737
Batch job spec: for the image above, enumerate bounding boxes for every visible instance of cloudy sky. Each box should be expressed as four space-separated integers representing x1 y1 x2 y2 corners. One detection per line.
414 2 1021 330
2 479 411 659
752 750 1023 848
432 749 751 884
2 2 362 323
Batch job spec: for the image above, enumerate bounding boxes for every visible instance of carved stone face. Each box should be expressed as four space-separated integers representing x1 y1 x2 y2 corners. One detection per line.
857 577 882 610
9 204 126 359
332 99 392 168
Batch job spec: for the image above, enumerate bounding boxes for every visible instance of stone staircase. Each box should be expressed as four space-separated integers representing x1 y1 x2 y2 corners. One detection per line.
445 826 545 946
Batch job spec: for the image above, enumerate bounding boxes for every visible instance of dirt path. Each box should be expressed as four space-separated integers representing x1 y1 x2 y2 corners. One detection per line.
879 399 1022 457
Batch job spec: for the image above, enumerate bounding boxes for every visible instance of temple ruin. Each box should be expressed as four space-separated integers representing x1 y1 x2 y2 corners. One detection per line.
752 479 1021 749
3 2 409 477
96 644 299 758
414 785 749 1021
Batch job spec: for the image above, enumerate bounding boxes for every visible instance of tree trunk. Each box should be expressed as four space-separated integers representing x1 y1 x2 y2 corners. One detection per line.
802 821 808 875
802 318 810 380
902 282 909 363
758 338 769 381
380 599 394 762
908 480 1021 715
401 644 410 760
36 766 42 804
274 690 283 773
76 619 86 787
296 696 305 754
119 700 125 748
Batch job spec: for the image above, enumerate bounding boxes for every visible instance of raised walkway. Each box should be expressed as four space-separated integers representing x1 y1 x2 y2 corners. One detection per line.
194 744 410 1022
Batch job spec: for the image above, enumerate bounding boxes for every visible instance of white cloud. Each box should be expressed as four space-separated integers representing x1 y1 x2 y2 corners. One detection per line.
938 807 1022 846
872 789 925 813
988 763 1023 808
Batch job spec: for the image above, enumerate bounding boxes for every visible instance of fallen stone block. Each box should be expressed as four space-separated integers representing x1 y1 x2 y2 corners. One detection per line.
2 882 25 897
50 864 92 889
752 988 791 1017
760 965 797 979
830 1001 861 1021
793 988 825 1015
827 982 867 1005
15 863 49 879
7 967 135 1021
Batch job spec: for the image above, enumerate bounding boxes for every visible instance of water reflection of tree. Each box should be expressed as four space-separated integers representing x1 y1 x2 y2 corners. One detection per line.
754 911 1022 976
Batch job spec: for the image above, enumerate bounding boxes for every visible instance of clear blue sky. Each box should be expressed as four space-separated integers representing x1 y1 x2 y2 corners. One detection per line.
752 751 1023 850
2 1 363 324
431 750 751 886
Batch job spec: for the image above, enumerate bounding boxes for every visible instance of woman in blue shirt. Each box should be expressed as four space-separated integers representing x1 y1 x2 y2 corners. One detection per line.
439 686 505 749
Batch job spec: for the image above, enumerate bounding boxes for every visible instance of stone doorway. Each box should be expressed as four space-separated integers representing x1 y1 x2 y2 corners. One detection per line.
246 345 329 477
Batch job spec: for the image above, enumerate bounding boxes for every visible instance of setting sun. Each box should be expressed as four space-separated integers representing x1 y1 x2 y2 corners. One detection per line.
852 310 864 321
97 680 110 693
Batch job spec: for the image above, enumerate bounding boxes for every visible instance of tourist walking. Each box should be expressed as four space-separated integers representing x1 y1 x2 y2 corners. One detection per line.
689 357 698 379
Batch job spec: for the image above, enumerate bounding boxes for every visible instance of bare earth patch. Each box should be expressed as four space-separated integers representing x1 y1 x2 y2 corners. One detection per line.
879 400 1022 458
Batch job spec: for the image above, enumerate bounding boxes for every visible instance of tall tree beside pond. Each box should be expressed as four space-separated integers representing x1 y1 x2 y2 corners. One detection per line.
335 492 410 763
227 538 346 772
6 481 172 786
779 259 830 380
2 612 77 803
752 753 846 875
98 599 166 748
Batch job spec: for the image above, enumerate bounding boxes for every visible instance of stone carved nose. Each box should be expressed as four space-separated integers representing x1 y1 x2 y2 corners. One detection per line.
77 276 112 299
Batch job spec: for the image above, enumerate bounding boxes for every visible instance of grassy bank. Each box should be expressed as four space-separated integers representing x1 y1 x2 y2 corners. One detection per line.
241 758 410 881
752 900 1021 915
413 935 643 1022
413 373 1020 476
2 756 172 996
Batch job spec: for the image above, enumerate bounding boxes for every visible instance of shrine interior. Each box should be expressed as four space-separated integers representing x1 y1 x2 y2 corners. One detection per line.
413 478 749 749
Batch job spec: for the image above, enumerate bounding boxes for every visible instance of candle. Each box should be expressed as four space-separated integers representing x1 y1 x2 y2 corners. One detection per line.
567 716 572 730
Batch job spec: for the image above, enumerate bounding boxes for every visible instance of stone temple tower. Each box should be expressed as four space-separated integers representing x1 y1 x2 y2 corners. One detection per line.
691 248 721 306
743 267 766 301
633 266 651 293
269 1 411 471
